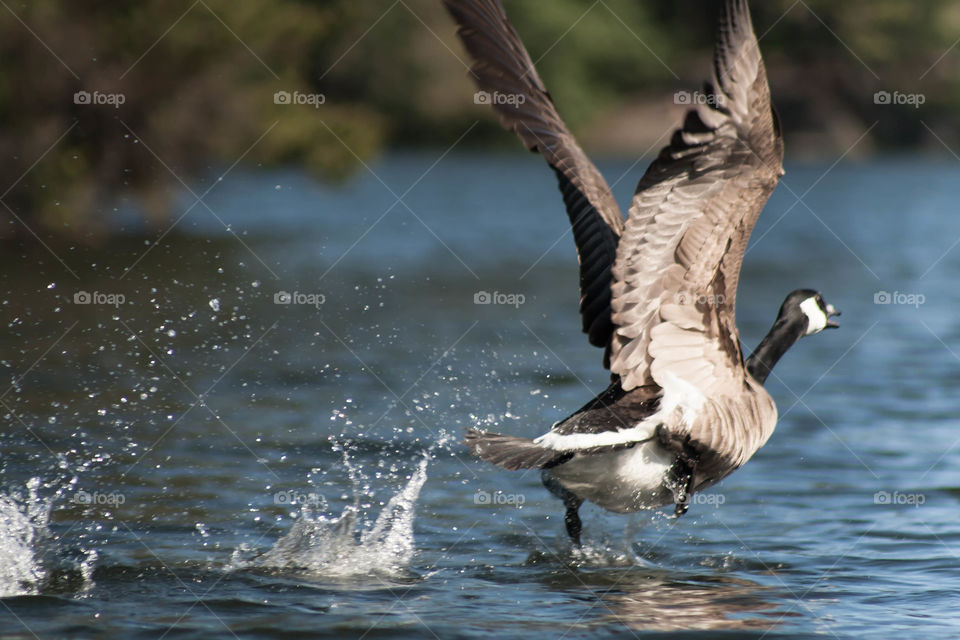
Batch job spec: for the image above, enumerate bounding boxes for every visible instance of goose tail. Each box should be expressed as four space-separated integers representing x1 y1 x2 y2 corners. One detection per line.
464 428 570 470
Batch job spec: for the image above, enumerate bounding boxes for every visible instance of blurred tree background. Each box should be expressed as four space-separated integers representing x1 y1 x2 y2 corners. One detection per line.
1 0 959 242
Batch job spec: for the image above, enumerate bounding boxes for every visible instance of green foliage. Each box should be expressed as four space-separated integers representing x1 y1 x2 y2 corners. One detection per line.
0 0 378 241
2 0 960 240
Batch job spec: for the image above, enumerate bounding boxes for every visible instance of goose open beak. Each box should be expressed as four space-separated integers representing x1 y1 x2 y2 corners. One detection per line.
825 304 840 329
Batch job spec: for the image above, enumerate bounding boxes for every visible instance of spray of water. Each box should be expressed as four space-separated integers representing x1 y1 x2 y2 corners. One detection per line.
0 479 49 596
251 454 429 579
0 478 99 597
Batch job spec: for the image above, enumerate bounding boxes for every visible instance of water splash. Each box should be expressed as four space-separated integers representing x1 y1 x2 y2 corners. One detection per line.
0 478 98 596
0 478 52 596
253 455 429 579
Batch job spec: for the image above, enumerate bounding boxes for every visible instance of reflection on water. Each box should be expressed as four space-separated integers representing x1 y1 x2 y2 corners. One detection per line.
521 535 784 631
596 573 783 632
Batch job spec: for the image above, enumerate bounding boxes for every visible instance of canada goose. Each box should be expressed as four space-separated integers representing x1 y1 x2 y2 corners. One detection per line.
444 0 840 546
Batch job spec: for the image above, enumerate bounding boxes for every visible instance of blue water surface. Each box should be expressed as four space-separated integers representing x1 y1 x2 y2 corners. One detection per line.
0 152 958 638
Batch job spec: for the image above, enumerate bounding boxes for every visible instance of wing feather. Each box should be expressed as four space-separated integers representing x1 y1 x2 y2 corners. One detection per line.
609 0 783 396
605 0 783 466
444 0 623 350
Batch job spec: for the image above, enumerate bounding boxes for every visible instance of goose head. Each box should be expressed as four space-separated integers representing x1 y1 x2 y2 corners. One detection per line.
745 289 839 385
783 289 840 336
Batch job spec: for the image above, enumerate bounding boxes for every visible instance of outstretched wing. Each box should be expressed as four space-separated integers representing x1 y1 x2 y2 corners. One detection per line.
444 0 624 351
609 0 783 396
604 0 783 465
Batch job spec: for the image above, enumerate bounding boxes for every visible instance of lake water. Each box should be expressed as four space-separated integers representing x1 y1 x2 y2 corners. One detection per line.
1 152 959 638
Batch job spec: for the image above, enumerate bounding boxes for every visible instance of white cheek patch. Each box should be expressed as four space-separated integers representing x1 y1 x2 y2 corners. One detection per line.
800 297 828 335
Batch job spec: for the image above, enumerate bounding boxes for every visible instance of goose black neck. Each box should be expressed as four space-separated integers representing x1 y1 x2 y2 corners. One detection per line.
745 318 806 385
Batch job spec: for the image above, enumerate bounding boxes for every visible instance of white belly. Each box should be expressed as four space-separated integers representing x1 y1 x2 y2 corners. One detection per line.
545 440 675 513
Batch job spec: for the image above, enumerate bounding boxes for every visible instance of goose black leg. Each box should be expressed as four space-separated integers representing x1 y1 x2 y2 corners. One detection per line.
669 454 697 518
656 426 700 518
542 471 585 547
563 495 584 547
673 466 694 518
